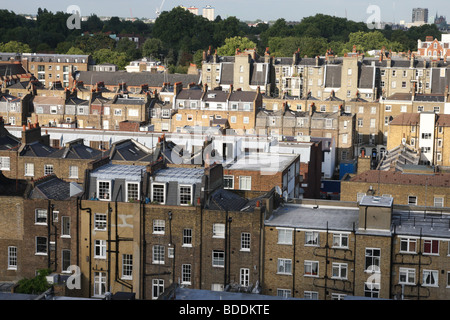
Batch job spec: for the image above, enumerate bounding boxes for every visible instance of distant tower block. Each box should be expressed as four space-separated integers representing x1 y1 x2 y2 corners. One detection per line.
202 5 215 21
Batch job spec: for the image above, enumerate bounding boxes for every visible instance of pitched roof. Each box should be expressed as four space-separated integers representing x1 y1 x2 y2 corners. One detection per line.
76 71 200 88
29 175 83 200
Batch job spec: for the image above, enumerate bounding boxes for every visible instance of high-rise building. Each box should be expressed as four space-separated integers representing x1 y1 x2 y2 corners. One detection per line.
412 8 428 23
202 5 215 21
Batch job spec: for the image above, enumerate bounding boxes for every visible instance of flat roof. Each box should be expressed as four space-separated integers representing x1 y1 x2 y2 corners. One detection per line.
265 204 359 232
359 195 393 207
225 152 297 173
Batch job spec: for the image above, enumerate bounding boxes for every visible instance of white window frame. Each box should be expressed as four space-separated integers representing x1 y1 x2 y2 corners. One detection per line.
241 232 251 251
400 237 417 254
365 248 380 272
331 263 348 280
332 233 349 248
25 163 34 177
94 240 106 259
8 246 17 270
0 157 10 170
44 164 54 176
93 272 107 297
240 268 250 287
212 250 225 268
182 264 191 285
152 245 165 264
179 184 192 206
151 183 166 204
69 165 78 179
408 195 417 205
223 175 234 189
97 180 111 201
277 258 292 275
434 197 444 208
213 223 225 238
277 228 293 245
35 236 48 255
153 219 165 235
35 209 47 225
239 176 251 190
122 254 133 280
304 260 319 277
61 216 70 238
183 228 192 247
94 213 107 231
126 182 140 202
152 279 164 299
305 231 319 246
399 268 416 285
423 239 439 255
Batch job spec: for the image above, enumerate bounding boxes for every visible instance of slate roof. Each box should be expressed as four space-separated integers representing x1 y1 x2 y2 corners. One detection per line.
219 63 234 85
153 167 204 184
176 88 204 100
90 163 146 181
19 141 56 157
48 140 103 159
29 175 83 200
228 90 257 102
431 68 450 94
358 66 375 89
75 71 201 88
414 94 446 102
250 63 268 85
109 139 156 162
65 97 89 106
324 65 341 88
205 188 250 212
203 90 229 102
0 172 28 196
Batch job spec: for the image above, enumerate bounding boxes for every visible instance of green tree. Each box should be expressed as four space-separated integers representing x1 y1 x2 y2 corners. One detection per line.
15 269 51 295
92 48 129 69
217 36 257 56
268 36 328 58
0 40 31 53
66 46 85 55
141 38 163 60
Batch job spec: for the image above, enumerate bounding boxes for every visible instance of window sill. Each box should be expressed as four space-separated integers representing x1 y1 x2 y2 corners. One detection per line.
7 267 17 271
182 244 192 248
35 253 48 256
61 235 71 239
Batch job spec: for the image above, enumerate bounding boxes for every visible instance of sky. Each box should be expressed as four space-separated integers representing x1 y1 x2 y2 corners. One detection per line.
3 0 449 23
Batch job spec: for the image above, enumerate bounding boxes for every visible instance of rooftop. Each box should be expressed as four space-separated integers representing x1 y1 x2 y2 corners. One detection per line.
265 203 359 232
349 170 450 188
224 152 297 173
90 163 146 181
153 166 204 184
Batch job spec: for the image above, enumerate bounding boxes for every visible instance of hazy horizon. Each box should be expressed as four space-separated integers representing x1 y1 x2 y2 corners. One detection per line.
3 0 449 24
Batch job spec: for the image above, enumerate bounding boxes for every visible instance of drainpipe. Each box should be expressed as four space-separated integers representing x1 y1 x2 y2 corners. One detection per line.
78 196 92 298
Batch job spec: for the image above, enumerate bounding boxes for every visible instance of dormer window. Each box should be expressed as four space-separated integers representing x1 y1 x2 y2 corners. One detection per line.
97 180 111 201
208 94 216 98
179 185 192 205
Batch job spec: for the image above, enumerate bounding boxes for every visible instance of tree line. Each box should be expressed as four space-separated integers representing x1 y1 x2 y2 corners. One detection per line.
0 8 442 72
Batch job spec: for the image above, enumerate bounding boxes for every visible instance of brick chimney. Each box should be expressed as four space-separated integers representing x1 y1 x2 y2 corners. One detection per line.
173 82 183 96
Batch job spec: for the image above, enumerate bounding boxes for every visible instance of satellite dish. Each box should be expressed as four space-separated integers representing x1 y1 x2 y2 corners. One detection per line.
275 186 282 196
